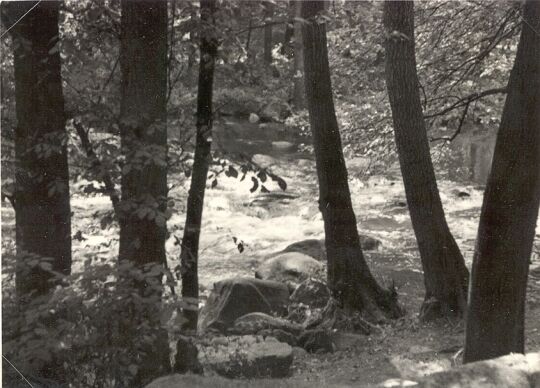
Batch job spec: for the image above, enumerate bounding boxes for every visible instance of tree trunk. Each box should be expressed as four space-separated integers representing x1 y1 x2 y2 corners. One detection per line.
180 0 218 332
301 0 402 320
263 1 274 65
383 1 469 321
292 0 305 110
119 1 170 384
4 1 72 301
464 0 540 363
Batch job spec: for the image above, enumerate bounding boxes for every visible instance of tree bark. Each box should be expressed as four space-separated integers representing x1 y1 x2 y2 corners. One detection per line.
464 0 540 363
292 0 305 110
383 1 469 321
3 1 72 301
301 0 402 320
263 1 274 65
180 0 218 332
119 1 170 384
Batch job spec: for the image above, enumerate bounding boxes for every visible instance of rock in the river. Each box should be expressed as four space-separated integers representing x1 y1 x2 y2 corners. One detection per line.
249 113 260 123
271 141 296 151
282 239 326 262
359 234 382 251
255 252 324 286
251 154 277 169
290 278 331 308
201 335 293 378
198 278 290 333
279 236 380 262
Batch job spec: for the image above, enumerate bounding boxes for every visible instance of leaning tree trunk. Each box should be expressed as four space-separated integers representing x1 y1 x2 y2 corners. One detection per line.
119 1 170 384
383 0 469 321
301 0 402 320
464 0 540 363
180 0 218 332
3 1 71 301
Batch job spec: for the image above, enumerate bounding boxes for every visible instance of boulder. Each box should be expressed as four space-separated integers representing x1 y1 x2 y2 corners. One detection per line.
231 312 303 337
255 252 324 286
198 278 290 333
290 278 331 309
282 239 326 262
200 335 293 378
279 236 380 262
251 154 277 169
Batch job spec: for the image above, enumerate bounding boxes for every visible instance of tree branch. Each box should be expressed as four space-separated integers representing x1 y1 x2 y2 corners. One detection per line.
424 87 507 120
73 120 120 214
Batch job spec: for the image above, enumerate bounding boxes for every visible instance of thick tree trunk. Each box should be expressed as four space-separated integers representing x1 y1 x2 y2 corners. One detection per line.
263 1 274 65
464 0 540 363
4 1 72 301
180 0 218 332
119 1 170 384
383 1 469 321
292 0 305 110
301 1 402 320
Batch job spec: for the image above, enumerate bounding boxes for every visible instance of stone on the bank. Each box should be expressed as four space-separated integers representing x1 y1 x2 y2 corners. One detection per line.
198 278 289 333
201 335 293 378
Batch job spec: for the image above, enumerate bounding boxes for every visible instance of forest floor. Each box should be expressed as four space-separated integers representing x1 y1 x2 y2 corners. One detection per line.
2 121 540 386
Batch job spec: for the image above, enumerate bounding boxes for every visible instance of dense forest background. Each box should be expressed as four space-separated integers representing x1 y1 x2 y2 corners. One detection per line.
1 0 539 387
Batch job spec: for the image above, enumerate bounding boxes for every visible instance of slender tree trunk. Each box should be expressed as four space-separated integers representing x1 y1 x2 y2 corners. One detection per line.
302 0 402 320
292 0 305 110
280 1 294 57
263 1 274 65
119 1 170 384
3 1 71 301
383 1 469 321
180 0 218 332
464 0 540 363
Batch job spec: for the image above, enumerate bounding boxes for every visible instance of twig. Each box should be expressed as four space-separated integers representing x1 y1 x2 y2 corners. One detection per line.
424 87 507 119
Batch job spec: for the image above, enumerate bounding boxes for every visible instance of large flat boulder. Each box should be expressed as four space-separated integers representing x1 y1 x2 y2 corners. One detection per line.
198 278 290 333
255 252 325 286
200 335 293 378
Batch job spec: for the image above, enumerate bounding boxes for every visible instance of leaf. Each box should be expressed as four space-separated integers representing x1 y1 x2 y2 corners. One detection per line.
276 177 287 191
211 179 218 188
227 165 238 178
261 185 270 193
249 177 259 193
257 170 267 183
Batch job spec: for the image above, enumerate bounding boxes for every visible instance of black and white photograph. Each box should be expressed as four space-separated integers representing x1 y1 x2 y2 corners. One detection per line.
0 0 539 386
